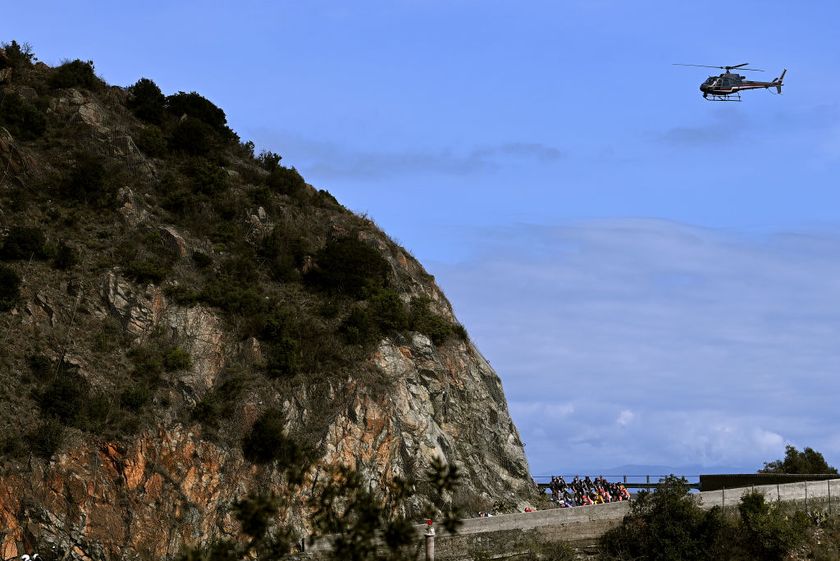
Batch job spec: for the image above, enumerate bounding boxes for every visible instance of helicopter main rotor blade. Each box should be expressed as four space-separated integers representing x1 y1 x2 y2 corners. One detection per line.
673 63 726 69
725 63 765 72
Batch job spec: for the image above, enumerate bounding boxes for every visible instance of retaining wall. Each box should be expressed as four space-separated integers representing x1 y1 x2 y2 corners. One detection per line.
309 478 840 560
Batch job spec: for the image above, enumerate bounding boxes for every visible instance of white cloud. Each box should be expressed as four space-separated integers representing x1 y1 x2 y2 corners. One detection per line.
616 410 635 427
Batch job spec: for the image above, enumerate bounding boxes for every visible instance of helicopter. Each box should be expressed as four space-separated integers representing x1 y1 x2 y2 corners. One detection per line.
674 63 786 101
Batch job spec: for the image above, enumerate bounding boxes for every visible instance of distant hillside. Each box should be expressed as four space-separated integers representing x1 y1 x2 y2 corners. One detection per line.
0 41 534 559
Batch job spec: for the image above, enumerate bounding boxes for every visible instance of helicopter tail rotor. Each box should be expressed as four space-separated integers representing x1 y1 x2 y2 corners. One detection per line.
774 69 786 94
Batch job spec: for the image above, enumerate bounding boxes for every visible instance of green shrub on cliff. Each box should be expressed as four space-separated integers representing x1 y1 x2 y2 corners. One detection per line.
0 225 47 260
166 91 231 137
267 166 307 199
242 409 310 473
0 92 47 139
61 152 115 207
49 59 101 90
168 116 219 155
1 40 36 70
127 77 165 124
28 419 65 459
409 296 467 346
305 236 391 299
0 264 20 311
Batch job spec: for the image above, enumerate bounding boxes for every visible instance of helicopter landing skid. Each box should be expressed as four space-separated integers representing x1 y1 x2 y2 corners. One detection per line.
703 93 741 102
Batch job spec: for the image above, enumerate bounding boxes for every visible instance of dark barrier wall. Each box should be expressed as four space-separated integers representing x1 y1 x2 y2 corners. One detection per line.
700 473 838 492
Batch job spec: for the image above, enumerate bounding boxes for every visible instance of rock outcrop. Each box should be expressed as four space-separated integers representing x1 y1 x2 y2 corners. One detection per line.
0 52 534 560
0 271 531 559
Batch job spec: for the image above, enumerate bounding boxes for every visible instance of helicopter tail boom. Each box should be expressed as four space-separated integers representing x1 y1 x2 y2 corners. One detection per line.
773 69 786 94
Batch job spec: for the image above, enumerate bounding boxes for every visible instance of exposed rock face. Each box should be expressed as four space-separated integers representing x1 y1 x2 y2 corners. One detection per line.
0 261 531 560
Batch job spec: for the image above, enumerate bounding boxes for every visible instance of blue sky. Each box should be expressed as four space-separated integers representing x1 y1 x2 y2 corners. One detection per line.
6 0 840 474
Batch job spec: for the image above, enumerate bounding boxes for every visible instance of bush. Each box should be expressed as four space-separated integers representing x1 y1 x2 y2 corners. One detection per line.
121 230 177 284
49 59 100 90
165 91 231 137
168 116 218 155
119 384 152 412
124 258 170 284
260 309 301 378
340 290 408 347
1 40 36 70
163 346 192 371
200 277 265 316
192 375 245 431
53 241 77 270
134 125 167 157
191 250 213 269
256 150 282 171
160 188 193 218
264 336 300 379
600 476 726 561
259 225 307 282
239 140 256 159
27 354 53 381
314 189 341 210
305 236 390 299
369 289 409 333
409 297 464 346
127 77 165 124
0 225 47 260
242 409 307 468
738 490 809 561
0 434 27 459
0 264 20 311
29 418 64 459
266 166 306 198
339 307 378 347
129 340 191 380
129 345 164 380
0 92 47 139
181 157 229 194
35 369 90 426
61 152 114 207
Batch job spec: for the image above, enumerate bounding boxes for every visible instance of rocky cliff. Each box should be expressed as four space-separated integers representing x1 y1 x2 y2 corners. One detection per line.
0 45 533 560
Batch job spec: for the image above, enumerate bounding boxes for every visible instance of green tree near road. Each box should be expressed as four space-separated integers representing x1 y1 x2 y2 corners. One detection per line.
760 445 838 475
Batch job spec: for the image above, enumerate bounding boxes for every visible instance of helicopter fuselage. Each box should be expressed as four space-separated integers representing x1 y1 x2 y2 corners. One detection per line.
699 69 785 100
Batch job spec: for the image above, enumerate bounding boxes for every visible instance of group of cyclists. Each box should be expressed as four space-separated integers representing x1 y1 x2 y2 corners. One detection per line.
547 475 631 507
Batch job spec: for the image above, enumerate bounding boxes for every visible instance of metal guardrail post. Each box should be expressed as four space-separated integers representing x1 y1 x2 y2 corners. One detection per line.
805 481 808 510
829 480 832 515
